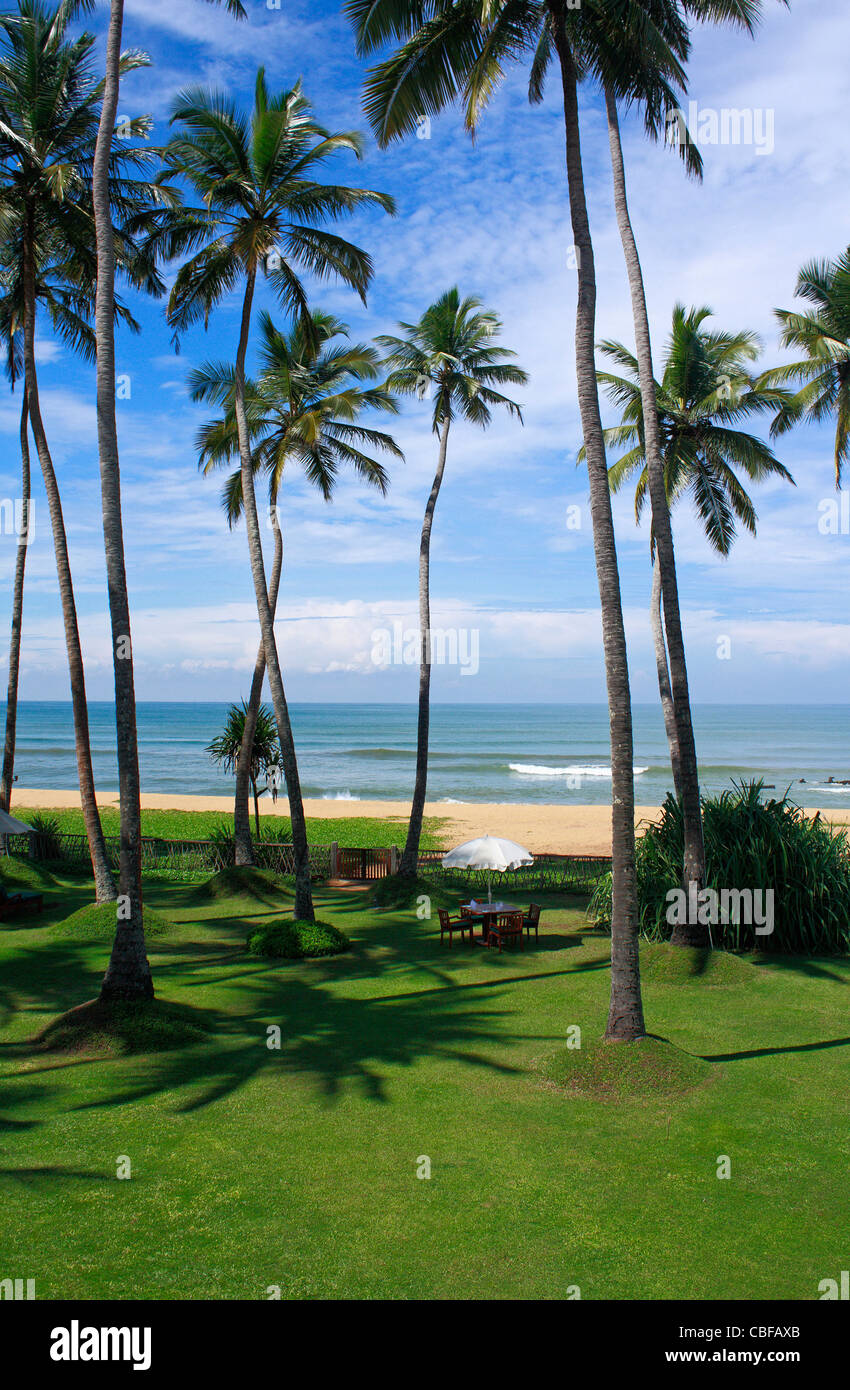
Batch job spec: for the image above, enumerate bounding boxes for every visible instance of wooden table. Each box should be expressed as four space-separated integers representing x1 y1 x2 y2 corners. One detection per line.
461 901 522 944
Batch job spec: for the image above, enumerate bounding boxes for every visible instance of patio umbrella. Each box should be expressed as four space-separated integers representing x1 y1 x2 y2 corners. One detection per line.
0 808 34 836
441 834 533 903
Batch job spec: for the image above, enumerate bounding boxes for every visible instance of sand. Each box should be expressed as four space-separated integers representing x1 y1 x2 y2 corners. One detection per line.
13 788 850 856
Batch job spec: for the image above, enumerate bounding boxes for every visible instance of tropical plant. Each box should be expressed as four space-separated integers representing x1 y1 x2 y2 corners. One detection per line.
0 0 163 902
93 0 246 1001
206 702 281 838
377 289 526 875
0 317 26 814
157 69 394 923
346 0 647 1037
589 782 850 957
596 304 794 930
763 247 850 488
192 307 402 864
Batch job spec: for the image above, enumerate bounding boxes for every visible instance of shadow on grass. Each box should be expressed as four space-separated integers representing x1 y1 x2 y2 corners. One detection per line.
0 878 603 1127
702 1036 850 1062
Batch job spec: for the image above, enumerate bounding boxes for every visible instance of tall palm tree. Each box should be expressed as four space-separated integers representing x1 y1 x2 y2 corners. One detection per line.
192 307 402 864
346 0 647 1038
377 289 526 876
157 71 394 923
598 305 794 939
764 248 850 488
0 318 27 814
207 701 280 839
0 0 155 901
92 0 246 1002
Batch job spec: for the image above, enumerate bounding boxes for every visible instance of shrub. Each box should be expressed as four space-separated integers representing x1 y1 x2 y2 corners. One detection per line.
246 918 350 959
589 781 850 955
28 813 63 861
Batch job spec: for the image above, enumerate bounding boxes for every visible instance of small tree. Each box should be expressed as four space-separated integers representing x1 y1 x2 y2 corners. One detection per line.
206 703 281 838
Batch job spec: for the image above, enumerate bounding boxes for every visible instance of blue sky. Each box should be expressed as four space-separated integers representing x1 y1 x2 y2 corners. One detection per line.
1 0 848 705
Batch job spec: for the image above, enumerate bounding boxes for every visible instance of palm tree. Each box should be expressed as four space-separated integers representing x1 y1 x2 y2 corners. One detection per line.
346 0 647 1038
597 304 794 937
764 248 850 488
157 71 394 923
207 702 280 839
377 289 526 876
0 319 27 815
0 0 156 902
192 307 402 864
92 0 246 1002
537 0 783 934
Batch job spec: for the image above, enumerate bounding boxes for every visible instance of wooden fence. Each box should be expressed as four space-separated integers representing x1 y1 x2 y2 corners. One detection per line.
23 832 610 891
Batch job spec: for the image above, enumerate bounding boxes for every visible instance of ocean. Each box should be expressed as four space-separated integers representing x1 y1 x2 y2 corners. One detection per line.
2 701 849 808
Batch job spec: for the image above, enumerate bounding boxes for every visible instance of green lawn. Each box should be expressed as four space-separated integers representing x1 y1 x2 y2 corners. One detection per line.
13 805 448 849
1 866 847 1300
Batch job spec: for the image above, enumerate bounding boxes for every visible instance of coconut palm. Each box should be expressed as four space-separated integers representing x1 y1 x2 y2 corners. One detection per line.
157 71 394 923
764 248 850 488
0 317 26 815
207 702 280 839
0 0 161 902
191 307 402 864
534 0 785 935
597 304 794 940
346 0 648 1037
376 289 526 875
92 0 247 1002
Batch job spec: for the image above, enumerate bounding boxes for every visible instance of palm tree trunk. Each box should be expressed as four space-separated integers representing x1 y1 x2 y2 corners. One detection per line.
604 86 707 948
234 507 283 866
93 0 152 1000
21 223 115 902
0 389 31 813
399 413 451 877
549 11 644 1040
651 554 683 799
233 270 314 921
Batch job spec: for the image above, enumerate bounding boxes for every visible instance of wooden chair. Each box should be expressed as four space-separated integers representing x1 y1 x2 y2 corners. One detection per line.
523 903 541 940
488 910 524 952
438 908 473 947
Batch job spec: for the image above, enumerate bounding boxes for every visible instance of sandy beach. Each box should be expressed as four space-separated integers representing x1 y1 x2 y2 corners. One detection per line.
13 788 850 856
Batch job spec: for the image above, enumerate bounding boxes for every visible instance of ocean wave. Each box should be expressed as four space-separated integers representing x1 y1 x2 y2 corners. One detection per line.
508 762 649 778
320 791 361 800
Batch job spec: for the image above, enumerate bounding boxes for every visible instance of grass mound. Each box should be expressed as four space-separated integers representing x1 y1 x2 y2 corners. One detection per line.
48 902 175 942
0 856 59 891
371 872 457 911
247 918 350 960
541 1035 713 1101
640 942 757 985
36 998 212 1055
198 866 293 902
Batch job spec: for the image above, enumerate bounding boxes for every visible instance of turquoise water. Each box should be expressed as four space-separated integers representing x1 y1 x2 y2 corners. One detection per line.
3 702 849 807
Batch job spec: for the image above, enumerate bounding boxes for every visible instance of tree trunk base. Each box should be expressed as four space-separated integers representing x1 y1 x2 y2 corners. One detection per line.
669 923 712 949
99 979 155 1003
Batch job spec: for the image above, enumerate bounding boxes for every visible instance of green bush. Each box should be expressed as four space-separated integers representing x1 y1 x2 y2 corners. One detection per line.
28 813 63 860
246 918 350 959
589 781 850 956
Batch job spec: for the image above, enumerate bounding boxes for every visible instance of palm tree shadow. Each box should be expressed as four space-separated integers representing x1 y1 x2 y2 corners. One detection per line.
66 972 526 1114
702 1035 850 1062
